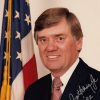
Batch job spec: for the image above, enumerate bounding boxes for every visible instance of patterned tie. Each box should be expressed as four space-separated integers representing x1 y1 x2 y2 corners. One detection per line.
51 77 63 100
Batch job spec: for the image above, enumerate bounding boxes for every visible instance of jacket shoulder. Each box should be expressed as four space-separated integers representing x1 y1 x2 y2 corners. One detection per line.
27 73 51 91
24 74 52 100
79 58 100 75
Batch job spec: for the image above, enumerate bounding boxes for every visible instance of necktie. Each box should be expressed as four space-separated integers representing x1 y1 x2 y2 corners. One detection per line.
51 77 63 100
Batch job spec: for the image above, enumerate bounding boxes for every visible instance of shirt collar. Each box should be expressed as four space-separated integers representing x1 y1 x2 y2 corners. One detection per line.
60 58 79 92
51 58 79 92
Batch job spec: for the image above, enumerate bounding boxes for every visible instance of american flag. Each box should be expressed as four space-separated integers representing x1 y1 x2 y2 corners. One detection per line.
0 0 38 100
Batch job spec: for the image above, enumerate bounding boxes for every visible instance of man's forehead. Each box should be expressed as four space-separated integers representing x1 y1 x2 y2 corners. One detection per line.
37 20 71 37
37 32 67 38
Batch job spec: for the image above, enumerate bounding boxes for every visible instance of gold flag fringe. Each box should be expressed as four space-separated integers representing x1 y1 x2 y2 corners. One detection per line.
0 0 12 99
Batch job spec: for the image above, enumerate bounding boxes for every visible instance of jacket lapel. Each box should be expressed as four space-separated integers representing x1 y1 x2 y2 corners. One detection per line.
43 74 52 100
61 58 100 100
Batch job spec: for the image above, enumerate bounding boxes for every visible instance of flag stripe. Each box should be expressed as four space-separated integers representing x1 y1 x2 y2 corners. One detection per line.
21 31 34 65
23 55 38 90
11 71 24 100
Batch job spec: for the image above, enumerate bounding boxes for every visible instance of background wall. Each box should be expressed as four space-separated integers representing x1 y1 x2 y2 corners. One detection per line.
0 0 100 79
0 0 4 44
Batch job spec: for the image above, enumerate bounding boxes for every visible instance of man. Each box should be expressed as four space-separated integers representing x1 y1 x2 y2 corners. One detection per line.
24 7 100 100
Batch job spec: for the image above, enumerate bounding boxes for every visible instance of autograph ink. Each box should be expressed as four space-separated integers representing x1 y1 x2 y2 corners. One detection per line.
69 74 98 100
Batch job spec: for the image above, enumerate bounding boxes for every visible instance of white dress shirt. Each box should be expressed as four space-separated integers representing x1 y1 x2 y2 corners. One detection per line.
52 58 79 93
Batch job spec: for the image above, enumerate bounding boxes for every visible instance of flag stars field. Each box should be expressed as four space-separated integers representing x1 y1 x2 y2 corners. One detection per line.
14 10 20 19
4 52 8 59
5 9 8 17
16 51 22 61
15 31 21 39
4 52 11 59
5 31 11 38
5 31 9 38
25 0 29 6
24 14 31 25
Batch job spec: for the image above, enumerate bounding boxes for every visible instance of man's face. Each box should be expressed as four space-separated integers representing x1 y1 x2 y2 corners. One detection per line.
37 18 82 76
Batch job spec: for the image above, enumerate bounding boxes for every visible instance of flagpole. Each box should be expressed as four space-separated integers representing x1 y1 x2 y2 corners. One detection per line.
7 0 12 99
0 0 12 99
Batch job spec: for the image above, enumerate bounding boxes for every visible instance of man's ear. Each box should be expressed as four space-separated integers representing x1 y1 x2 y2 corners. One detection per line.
76 37 83 52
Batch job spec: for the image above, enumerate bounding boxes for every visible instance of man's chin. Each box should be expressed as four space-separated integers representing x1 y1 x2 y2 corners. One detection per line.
46 65 61 71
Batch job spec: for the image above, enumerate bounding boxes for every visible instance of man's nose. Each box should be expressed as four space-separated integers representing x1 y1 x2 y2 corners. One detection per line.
46 40 57 52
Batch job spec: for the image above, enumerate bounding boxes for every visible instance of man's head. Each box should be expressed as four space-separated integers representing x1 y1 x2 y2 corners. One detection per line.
34 7 83 43
34 7 83 77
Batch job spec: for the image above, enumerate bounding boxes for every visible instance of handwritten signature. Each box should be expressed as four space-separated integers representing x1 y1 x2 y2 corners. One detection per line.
69 74 98 100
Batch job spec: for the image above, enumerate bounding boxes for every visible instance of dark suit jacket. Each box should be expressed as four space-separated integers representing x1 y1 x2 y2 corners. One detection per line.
24 58 100 100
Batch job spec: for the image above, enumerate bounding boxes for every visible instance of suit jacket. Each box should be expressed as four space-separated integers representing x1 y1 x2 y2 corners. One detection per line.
24 58 100 100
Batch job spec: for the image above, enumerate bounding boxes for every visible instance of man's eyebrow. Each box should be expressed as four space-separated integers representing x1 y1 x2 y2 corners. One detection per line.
53 33 65 37
38 36 47 40
38 33 66 39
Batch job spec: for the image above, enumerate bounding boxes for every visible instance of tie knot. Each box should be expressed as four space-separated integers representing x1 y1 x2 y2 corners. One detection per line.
53 77 63 91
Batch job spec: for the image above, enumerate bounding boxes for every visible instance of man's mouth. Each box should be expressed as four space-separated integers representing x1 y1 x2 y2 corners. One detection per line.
47 55 60 59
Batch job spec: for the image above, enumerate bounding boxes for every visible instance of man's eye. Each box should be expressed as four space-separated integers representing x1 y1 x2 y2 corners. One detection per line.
59 37 64 40
39 38 47 43
56 36 65 42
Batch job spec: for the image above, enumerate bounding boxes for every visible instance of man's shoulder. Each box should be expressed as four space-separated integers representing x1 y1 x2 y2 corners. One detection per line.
26 73 51 91
24 74 52 100
35 73 51 85
79 58 100 75
74 58 100 84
